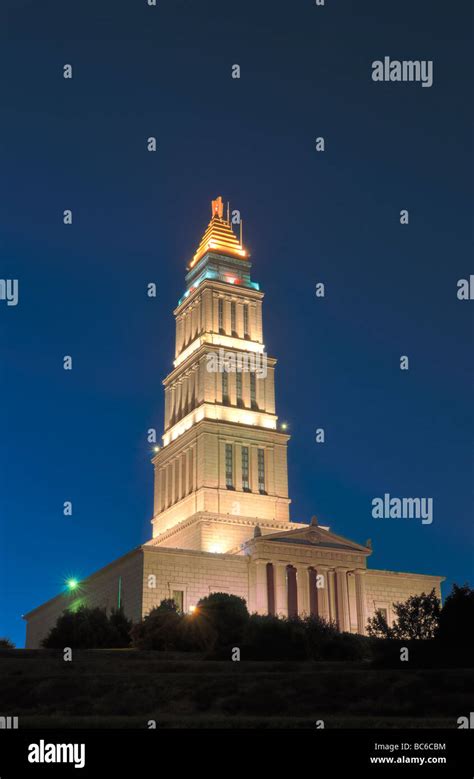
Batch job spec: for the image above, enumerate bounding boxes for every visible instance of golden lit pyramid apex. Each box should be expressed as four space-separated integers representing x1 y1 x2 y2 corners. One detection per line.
188 196 247 269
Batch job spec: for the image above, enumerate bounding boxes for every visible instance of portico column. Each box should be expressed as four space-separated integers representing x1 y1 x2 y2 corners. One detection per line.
316 566 330 621
254 561 268 615
274 563 288 617
296 565 310 616
354 568 368 635
335 567 350 632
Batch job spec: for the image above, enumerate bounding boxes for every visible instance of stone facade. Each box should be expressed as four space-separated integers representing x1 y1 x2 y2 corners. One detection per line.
23 197 444 647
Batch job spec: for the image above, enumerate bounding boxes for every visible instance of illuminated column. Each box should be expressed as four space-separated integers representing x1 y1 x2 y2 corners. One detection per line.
265 365 276 414
296 565 310 616
255 561 268 614
166 463 172 507
172 458 177 504
200 289 208 333
189 444 196 493
211 293 217 332
316 566 330 621
335 568 350 632
160 468 166 511
192 365 199 408
185 374 191 412
196 298 202 336
175 381 181 421
256 300 263 343
249 303 257 341
164 386 171 429
196 360 204 405
354 568 367 635
176 315 184 356
180 376 186 416
274 563 288 617
170 385 176 426
176 454 183 500
184 311 190 344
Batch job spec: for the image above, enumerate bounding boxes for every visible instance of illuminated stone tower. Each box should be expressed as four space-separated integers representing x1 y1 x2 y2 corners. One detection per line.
23 196 445 647
150 196 295 553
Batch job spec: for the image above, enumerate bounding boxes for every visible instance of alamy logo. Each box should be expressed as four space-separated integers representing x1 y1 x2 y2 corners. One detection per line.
206 348 267 378
28 740 85 769
372 57 433 88
372 493 433 525
0 278 19 306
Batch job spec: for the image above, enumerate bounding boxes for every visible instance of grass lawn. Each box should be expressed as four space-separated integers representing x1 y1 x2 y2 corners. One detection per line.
1 649 472 729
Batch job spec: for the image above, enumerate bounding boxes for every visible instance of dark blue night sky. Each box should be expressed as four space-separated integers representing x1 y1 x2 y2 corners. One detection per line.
0 0 472 647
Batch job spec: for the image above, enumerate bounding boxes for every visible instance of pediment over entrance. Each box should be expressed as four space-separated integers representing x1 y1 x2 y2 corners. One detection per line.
243 523 372 556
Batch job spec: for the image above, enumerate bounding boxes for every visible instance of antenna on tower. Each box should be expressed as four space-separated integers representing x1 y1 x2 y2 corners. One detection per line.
227 201 230 224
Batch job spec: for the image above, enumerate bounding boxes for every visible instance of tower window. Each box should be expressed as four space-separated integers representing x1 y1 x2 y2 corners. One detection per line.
241 446 250 491
222 371 229 403
172 590 184 614
258 448 266 494
218 298 224 333
231 301 236 335
236 370 243 407
243 304 249 337
225 443 234 489
250 372 257 409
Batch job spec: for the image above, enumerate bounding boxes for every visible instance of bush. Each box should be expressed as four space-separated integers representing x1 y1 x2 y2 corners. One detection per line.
367 590 440 639
42 607 131 649
437 584 474 647
366 610 393 639
301 615 338 660
241 615 306 660
130 607 182 650
195 593 249 650
322 632 372 661
370 638 441 668
176 613 216 652
107 609 133 647
154 599 179 614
